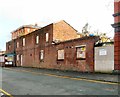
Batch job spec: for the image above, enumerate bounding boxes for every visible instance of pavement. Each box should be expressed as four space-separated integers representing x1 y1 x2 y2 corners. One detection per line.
3 67 119 83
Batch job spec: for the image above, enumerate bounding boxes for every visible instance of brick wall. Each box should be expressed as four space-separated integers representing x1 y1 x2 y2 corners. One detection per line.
11 27 38 40
6 21 99 72
31 36 99 72
26 37 98 72
53 20 78 42
112 0 120 71
14 24 53 67
6 40 15 54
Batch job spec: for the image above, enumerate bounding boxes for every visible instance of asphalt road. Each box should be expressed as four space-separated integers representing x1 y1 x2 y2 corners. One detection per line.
0 67 119 96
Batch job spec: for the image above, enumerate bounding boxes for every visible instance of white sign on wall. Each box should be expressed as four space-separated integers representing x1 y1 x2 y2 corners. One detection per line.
99 49 107 56
58 50 64 60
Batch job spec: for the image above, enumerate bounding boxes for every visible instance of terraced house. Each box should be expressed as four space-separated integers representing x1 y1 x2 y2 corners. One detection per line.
6 20 99 72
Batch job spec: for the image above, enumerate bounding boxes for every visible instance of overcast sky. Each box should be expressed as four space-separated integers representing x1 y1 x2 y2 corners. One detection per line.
0 0 114 51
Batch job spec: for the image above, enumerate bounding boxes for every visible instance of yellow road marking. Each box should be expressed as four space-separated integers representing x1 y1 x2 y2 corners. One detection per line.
4 67 119 85
0 88 13 97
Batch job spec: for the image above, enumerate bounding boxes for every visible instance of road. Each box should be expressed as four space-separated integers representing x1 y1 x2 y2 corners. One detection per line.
0 67 119 96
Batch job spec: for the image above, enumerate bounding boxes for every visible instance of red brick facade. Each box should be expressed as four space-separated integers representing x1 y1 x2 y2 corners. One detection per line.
112 0 120 71
6 21 99 72
11 25 40 40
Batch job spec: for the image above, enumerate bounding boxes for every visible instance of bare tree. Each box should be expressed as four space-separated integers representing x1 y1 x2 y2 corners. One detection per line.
82 23 89 36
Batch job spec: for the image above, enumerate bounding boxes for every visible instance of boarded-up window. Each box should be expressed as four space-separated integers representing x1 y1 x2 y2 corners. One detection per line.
23 38 25 46
58 50 64 60
36 35 39 44
76 46 86 59
46 33 49 42
40 50 44 60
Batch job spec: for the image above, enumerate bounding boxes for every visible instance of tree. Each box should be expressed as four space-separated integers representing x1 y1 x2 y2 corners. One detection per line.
82 23 90 36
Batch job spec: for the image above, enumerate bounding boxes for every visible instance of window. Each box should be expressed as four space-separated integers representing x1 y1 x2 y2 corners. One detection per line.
76 45 86 59
57 49 64 60
46 33 49 42
21 29 24 33
36 35 39 44
16 42 19 48
27 28 30 32
23 38 25 46
17 54 19 61
40 50 44 60
8 44 11 50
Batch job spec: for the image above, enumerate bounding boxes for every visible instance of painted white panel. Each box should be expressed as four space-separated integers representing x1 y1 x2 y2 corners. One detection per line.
95 45 114 73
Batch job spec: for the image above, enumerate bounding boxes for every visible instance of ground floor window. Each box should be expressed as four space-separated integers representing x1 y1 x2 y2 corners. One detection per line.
40 50 44 61
76 45 86 59
17 54 19 61
57 49 64 60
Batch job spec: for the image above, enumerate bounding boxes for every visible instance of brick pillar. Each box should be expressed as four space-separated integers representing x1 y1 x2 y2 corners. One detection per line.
112 0 120 72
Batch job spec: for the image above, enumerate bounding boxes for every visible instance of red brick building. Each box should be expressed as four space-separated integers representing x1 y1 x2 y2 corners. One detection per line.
112 0 120 72
11 24 40 40
6 20 99 72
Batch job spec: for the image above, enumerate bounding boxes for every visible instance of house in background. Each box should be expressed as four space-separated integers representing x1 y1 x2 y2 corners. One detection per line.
11 24 41 40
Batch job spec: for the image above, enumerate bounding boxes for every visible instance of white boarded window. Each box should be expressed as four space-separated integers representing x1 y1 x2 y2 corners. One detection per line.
16 42 19 48
36 35 39 44
17 54 19 61
76 46 86 59
58 50 64 60
23 38 25 46
46 33 49 42
40 50 44 60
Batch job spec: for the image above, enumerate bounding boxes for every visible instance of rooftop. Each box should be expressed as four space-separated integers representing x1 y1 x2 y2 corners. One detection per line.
11 24 41 34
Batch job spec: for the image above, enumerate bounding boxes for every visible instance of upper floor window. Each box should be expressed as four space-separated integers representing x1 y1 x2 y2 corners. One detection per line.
21 29 24 33
23 38 25 46
8 44 11 50
36 35 39 44
16 42 19 48
46 33 49 42
57 49 64 60
27 28 30 33
76 45 86 59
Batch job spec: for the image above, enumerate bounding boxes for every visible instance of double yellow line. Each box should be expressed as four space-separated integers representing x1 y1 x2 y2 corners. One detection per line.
4 67 119 85
0 67 119 97
0 88 13 97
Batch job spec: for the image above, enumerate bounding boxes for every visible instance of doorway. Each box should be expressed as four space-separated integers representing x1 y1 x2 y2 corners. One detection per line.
20 54 23 66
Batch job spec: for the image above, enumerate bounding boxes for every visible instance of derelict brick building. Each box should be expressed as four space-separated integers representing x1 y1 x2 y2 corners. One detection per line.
6 20 99 72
